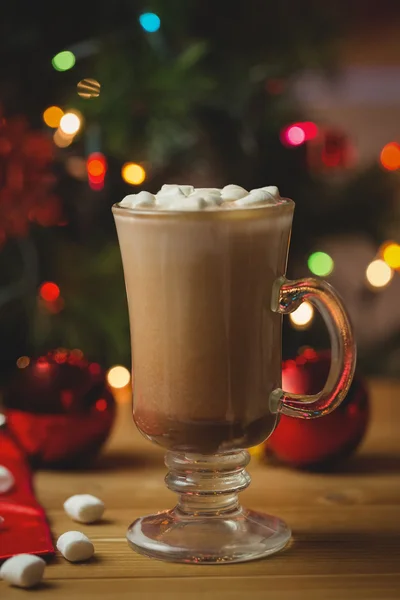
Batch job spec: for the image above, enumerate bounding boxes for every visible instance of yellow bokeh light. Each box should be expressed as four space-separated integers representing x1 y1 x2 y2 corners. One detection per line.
289 302 314 328
60 112 82 135
43 106 64 128
77 78 101 99
107 365 131 388
53 128 74 148
366 259 393 288
122 163 146 185
383 243 400 269
16 356 30 369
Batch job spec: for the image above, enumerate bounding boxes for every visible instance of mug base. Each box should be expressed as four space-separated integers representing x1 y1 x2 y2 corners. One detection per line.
127 507 291 564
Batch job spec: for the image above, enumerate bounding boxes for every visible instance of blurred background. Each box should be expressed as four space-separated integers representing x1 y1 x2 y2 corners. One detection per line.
1 0 400 389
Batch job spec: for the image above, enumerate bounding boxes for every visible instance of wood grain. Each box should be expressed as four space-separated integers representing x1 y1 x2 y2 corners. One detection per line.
1 379 400 599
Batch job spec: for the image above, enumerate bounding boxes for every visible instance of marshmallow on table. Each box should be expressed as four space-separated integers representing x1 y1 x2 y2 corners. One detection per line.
56 531 94 562
64 494 105 524
0 465 15 494
0 554 45 589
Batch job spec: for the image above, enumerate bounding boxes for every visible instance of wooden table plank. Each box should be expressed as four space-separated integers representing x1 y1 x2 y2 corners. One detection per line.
4 575 400 600
1 379 400 599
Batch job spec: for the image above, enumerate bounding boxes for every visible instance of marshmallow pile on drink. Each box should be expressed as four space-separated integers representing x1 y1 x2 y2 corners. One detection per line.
119 184 281 210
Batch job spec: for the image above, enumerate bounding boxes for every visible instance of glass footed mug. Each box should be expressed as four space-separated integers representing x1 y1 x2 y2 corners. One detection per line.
112 196 356 564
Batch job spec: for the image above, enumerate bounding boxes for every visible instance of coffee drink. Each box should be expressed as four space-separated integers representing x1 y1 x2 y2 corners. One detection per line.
113 185 293 453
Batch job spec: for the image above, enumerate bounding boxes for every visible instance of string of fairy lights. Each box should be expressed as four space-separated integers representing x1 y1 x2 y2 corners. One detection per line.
36 9 400 343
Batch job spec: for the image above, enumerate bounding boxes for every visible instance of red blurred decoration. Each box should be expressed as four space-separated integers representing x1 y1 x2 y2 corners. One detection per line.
38 296 65 314
266 350 369 470
0 424 54 560
39 281 60 302
307 127 355 171
3 350 116 468
281 121 319 147
87 152 107 191
265 78 285 95
89 362 102 376
0 111 63 246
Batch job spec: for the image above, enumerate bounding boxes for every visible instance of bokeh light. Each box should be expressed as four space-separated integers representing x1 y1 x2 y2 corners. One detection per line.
301 121 319 140
89 362 102 376
380 142 400 171
281 122 319 147
286 126 306 146
43 106 64 128
52 51 76 72
289 302 314 328
66 156 87 180
54 348 68 364
77 78 101 99
53 129 74 148
366 259 393 288
139 12 161 32
87 152 107 191
121 163 146 185
39 282 60 302
107 365 131 388
59 112 81 135
382 243 400 269
95 398 108 412
16 356 30 369
307 251 334 277
87 153 107 177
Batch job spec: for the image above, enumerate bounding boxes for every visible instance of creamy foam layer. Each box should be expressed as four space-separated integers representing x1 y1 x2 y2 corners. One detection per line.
118 184 281 211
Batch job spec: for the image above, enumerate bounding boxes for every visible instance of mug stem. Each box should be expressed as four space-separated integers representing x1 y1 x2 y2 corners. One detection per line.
165 451 251 517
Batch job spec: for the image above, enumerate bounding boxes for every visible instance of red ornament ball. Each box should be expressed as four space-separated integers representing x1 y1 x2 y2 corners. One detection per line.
267 349 369 470
3 350 116 468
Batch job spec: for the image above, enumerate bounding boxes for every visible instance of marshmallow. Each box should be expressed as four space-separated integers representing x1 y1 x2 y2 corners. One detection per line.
190 189 222 206
259 185 280 199
158 184 194 197
0 465 14 494
221 184 248 201
166 196 208 211
0 554 45 589
234 189 277 206
63 494 105 524
177 185 194 196
119 191 156 208
56 531 94 562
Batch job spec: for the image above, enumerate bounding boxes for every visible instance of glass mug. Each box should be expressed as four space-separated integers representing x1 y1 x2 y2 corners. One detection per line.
112 194 356 564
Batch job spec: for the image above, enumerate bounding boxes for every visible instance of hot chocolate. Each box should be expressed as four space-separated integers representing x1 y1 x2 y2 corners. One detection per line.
113 185 293 453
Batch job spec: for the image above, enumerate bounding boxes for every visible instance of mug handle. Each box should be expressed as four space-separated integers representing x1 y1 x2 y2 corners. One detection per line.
270 276 356 419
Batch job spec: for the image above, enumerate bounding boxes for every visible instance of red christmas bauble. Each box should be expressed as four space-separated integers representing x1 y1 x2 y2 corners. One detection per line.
3 350 116 468
267 349 369 470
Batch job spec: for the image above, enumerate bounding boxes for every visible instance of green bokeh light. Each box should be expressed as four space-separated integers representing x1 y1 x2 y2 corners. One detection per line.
307 251 334 276
52 51 76 72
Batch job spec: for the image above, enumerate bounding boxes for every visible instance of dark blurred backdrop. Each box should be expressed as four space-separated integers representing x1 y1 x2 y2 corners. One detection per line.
0 0 399 384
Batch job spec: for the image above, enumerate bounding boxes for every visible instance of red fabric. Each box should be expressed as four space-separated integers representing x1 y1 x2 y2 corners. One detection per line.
0 427 54 560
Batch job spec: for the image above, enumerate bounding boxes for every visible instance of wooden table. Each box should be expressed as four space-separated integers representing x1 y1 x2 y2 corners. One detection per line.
2 379 400 599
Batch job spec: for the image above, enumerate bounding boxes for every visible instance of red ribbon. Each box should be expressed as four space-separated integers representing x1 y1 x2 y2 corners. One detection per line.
0 425 54 560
